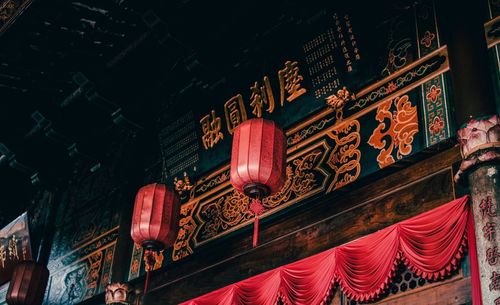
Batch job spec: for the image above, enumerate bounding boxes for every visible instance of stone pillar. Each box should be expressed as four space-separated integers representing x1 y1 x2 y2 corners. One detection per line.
437 0 499 301
456 115 500 304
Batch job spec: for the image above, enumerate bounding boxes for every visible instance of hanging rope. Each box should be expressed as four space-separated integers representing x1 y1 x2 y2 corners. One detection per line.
159 142 168 184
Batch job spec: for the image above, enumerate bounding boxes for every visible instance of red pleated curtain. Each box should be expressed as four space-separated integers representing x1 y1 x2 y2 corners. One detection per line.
180 196 482 305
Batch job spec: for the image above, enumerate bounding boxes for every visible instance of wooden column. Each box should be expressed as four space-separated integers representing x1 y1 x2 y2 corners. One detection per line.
437 0 500 303
436 0 496 126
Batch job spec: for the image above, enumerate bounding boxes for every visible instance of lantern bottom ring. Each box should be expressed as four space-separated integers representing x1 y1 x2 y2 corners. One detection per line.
142 240 165 251
243 183 270 199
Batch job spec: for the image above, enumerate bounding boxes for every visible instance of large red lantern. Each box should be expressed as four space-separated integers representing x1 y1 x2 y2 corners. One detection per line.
230 118 286 247
6 261 49 305
131 183 180 293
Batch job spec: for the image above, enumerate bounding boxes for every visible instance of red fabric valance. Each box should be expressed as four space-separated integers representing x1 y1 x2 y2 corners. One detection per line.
180 196 481 305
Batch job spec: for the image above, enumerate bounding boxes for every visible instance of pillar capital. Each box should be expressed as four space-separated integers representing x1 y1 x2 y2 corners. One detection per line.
455 114 500 182
105 282 134 305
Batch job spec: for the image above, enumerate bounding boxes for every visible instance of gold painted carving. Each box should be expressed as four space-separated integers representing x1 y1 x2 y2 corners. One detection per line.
263 149 324 208
193 143 329 246
484 16 500 48
174 172 193 198
169 50 450 261
198 191 251 241
368 95 419 168
0 0 16 22
326 120 361 192
172 201 198 261
325 86 356 121
420 30 436 48
85 251 103 292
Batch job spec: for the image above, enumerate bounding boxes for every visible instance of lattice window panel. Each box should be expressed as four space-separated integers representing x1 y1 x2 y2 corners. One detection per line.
340 260 465 305
342 264 429 305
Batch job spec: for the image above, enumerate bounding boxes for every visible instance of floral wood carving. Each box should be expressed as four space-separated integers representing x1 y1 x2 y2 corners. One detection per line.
194 145 328 246
368 95 419 168
263 148 324 208
429 115 444 136
420 31 436 48
425 84 442 103
172 201 198 261
193 170 230 196
455 115 500 182
198 191 251 241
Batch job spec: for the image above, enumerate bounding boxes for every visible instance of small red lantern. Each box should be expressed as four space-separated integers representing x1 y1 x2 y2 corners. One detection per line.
230 118 286 247
131 183 180 293
6 261 49 305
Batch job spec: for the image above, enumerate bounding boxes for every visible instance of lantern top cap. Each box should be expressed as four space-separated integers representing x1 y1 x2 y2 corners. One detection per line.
137 183 178 197
237 118 281 129
139 182 164 189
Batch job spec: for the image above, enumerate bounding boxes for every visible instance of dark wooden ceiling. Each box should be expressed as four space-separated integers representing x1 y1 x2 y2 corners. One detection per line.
0 0 408 226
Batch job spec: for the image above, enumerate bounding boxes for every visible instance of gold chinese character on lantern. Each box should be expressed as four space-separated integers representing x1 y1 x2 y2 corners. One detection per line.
224 94 247 134
0 244 6 268
8 234 19 261
278 61 307 106
200 110 224 150
249 76 275 118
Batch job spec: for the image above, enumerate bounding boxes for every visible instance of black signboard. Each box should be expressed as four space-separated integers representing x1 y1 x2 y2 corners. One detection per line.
152 2 430 183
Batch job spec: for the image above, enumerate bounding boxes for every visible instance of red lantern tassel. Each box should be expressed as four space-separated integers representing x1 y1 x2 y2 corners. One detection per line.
253 215 259 247
144 271 151 294
143 249 156 294
249 198 264 247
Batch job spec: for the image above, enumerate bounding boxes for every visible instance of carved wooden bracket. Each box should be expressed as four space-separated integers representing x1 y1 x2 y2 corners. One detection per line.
325 86 356 121
105 282 134 305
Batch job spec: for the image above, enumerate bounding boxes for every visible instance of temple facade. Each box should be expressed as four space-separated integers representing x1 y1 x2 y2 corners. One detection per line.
0 0 498 304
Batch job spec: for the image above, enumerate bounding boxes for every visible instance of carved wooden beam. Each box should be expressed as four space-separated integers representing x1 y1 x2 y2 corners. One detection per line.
134 147 461 305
